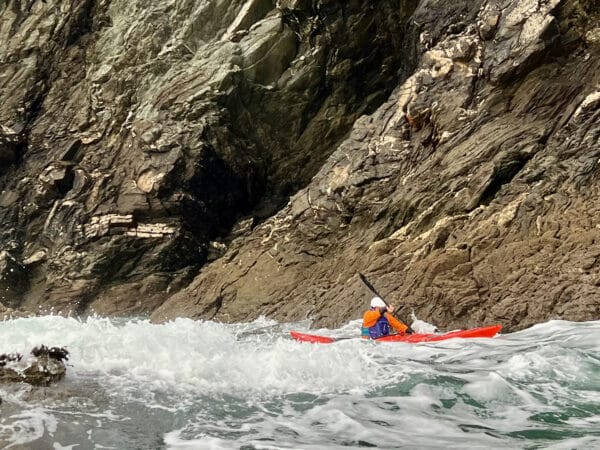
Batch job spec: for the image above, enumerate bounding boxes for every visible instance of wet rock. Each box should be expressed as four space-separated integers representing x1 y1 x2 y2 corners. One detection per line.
0 353 22 367
0 346 68 386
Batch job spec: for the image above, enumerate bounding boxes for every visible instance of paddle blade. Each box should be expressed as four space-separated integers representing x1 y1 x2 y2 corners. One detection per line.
290 331 336 344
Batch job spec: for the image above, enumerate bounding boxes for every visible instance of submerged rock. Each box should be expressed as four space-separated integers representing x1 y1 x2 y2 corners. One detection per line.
0 346 69 386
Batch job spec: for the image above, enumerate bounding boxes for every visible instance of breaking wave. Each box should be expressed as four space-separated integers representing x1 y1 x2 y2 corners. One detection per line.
0 316 598 449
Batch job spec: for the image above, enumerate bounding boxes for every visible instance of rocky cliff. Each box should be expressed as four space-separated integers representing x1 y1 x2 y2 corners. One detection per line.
1 0 599 331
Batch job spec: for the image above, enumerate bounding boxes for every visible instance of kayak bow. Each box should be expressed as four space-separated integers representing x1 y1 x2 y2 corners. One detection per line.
289 331 339 344
290 324 502 344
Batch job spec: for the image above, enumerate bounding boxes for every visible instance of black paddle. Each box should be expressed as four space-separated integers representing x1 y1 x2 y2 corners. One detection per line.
358 272 414 334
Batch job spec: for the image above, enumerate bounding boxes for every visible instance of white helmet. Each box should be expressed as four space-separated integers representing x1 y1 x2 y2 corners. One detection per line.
370 296 386 308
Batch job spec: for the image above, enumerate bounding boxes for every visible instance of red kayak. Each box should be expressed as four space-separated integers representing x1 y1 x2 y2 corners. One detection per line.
290 324 502 344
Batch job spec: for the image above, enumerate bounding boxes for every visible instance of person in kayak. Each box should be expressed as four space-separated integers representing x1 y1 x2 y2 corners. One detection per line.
362 296 411 339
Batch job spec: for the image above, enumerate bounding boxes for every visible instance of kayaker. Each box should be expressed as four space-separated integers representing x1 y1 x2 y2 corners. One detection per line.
361 297 411 339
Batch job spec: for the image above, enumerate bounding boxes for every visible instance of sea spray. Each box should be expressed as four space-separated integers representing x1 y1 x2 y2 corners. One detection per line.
0 317 598 449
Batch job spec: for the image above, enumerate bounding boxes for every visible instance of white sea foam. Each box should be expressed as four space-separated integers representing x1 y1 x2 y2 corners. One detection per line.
0 407 57 449
2 316 387 398
0 317 599 449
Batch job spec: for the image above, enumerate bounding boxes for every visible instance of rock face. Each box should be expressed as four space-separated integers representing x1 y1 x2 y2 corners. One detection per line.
1 0 599 331
150 0 600 331
0 0 418 315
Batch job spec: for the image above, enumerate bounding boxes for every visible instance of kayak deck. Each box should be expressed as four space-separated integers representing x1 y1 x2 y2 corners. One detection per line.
290 324 502 344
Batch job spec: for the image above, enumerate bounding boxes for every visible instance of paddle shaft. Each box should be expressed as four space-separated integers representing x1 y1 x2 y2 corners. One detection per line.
358 273 414 333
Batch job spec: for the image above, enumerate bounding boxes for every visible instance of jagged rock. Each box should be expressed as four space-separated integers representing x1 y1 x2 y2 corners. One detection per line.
0 0 598 331
0 346 68 386
0 352 22 367
0 0 416 316
151 0 600 331
0 251 28 308
0 125 23 171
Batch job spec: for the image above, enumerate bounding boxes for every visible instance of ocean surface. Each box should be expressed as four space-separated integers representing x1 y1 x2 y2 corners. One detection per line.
0 316 598 449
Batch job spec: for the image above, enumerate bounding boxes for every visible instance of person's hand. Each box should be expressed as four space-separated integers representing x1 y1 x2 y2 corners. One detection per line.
386 305 395 313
